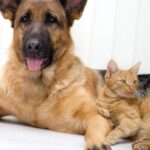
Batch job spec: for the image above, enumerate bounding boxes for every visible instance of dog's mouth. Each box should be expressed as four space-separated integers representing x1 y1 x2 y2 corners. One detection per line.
24 50 53 71
25 56 52 71
26 58 44 71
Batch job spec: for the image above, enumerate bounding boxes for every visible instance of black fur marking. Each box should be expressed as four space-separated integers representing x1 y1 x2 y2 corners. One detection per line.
59 0 87 26
59 0 67 8
87 145 112 150
0 0 22 27
138 74 150 97
23 23 54 69
98 70 106 80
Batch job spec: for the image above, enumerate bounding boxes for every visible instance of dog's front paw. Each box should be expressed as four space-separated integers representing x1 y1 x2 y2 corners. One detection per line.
87 145 111 150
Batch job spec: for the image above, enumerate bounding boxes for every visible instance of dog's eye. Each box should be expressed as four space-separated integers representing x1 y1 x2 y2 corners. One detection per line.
20 12 31 24
45 13 57 25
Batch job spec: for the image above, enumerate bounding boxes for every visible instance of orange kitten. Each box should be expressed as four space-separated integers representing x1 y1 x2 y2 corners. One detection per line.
97 60 142 146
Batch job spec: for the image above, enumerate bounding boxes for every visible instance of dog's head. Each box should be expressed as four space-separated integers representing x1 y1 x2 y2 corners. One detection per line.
0 0 87 71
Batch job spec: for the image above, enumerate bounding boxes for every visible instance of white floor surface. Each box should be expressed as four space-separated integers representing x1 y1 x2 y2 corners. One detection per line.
0 117 132 150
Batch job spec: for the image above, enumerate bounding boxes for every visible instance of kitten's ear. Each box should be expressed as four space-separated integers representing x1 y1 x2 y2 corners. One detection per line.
130 62 141 74
0 0 21 21
60 0 87 26
105 59 118 79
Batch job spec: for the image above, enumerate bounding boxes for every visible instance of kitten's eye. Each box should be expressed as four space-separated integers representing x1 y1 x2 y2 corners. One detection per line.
120 79 126 84
133 80 137 84
20 12 31 24
45 13 57 25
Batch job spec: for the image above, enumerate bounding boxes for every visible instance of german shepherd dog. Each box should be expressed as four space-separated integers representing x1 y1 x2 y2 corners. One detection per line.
0 0 112 149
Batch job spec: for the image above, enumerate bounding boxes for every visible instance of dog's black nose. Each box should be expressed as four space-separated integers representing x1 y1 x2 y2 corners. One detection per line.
26 39 42 52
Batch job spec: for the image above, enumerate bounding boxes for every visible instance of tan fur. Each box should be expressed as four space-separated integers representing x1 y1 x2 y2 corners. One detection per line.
0 53 112 149
97 60 150 149
0 0 112 150
96 60 142 146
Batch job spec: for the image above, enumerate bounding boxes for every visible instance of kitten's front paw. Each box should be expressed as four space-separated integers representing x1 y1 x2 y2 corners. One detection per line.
103 135 117 145
87 145 111 150
97 107 111 118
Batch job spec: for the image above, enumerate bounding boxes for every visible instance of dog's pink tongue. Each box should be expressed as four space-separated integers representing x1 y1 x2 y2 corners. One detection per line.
26 58 43 71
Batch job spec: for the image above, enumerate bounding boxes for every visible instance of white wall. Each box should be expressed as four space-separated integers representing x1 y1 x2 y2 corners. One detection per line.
72 0 150 74
0 0 150 73
0 14 12 65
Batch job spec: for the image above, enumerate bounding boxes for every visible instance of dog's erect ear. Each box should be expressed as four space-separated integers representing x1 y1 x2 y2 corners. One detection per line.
60 0 87 26
0 0 21 20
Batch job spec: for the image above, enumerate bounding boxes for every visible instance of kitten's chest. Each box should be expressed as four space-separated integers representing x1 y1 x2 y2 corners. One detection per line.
108 100 136 113
109 100 140 122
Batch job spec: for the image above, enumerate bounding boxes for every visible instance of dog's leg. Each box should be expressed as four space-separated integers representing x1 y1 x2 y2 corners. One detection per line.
0 106 8 118
0 99 16 118
85 114 112 150
0 92 10 118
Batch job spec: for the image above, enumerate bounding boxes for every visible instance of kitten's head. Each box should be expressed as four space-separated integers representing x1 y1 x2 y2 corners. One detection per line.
105 60 141 98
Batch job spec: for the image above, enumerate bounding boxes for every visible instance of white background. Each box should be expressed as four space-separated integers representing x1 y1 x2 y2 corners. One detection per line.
0 0 150 73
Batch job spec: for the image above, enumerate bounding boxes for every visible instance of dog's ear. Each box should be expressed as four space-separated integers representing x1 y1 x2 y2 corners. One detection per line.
0 0 21 21
60 0 87 26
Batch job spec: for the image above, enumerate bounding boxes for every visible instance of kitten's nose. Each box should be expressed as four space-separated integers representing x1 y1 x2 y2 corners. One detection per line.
129 86 135 91
126 88 134 94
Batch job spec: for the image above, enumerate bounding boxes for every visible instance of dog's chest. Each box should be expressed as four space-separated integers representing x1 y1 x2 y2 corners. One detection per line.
1 73 48 103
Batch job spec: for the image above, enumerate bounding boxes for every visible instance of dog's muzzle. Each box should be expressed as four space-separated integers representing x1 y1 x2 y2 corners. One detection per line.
25 38 44 71
23 26 53 71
